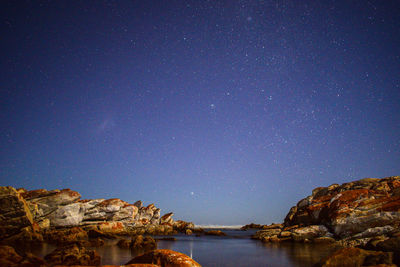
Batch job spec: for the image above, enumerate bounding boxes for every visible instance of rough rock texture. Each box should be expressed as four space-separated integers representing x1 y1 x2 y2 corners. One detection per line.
253 176 400 245
0 245 47 267
316 247 394 267
127 249 201 267
117 235 157 250
44 243 101 266
0 185 186 241
0 186 33 239
284 176 400 239
43 227 88 244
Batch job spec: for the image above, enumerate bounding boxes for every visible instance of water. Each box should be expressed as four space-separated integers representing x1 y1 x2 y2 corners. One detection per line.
29 230 339 266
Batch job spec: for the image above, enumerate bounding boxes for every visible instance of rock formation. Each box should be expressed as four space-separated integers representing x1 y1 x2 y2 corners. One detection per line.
253 176 400 244
252 176 400 265
0 186 194 242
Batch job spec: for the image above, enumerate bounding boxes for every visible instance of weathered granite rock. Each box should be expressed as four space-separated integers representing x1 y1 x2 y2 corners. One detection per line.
23 188 81 219
160 212 174 224
10 186 174 235
126 249 201 267
0 245 47 267
253 176 400 245
0 186 33 239
284 176 400 240
316 247 394 267
44 243 101 266
291 225 333 241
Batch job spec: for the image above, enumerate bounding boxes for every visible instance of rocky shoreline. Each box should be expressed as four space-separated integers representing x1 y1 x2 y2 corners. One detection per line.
0 186 200 266
248 175 400 266
1 175 399 266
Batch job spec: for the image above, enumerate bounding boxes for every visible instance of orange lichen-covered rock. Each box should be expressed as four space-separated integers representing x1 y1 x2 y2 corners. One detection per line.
283 176 400 239
127 249 201 267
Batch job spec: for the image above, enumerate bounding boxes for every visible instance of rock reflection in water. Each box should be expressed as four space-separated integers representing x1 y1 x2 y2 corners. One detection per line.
260 242 339 267
25 234 340 266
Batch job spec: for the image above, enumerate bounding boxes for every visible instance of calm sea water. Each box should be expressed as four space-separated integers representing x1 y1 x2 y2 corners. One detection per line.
30 229 339 266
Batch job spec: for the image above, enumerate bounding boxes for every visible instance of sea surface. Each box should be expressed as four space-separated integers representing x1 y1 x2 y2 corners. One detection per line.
30 229 339 266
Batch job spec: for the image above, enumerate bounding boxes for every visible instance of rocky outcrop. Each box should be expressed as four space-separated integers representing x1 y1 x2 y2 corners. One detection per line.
126 249 201 267
0 186 183 241
0 187 34 240
284 176 400 238
117 235 157 250
23 188 162 229
44 243 101 266
253 176 400 245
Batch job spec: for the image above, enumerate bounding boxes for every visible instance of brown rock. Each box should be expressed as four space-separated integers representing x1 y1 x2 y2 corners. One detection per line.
173 220 195 232
0 245 47 266
160 212 174 224
204 230 227 236
90 237 105 247
127 249 201 266
186 229 193 235
252 228 282 240
284 176 400 240
88 229 116 239
240 223 264 230
0 186 33 239
2 225 43 245
44 227 88 244
117 239 131 248
131 235 157 250
44 243 101 266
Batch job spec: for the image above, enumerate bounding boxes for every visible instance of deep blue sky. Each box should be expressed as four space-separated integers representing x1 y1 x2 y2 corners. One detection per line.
1 1 399 225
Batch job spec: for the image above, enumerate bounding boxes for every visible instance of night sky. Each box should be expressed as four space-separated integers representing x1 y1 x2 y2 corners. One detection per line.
1 1 399 225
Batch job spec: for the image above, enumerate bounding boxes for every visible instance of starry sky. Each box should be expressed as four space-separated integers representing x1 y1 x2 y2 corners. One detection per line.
1 1 399 225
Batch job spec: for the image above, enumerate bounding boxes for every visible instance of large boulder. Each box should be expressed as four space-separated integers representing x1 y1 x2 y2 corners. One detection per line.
0 186 33 239
127 249 201 267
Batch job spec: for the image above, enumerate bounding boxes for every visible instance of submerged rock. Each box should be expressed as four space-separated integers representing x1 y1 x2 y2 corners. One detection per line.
204 230 227 236
127 249 201 267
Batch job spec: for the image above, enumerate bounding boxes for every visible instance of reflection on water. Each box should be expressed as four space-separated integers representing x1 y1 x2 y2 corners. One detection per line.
28 230 339 266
